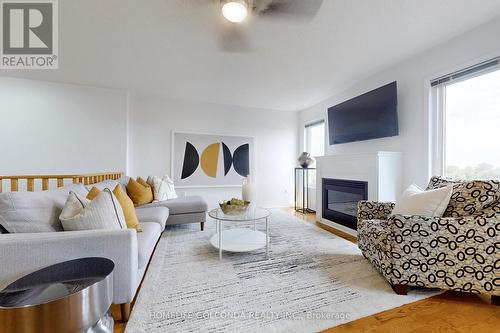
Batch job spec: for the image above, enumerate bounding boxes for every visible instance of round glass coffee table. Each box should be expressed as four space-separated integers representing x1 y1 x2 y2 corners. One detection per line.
208 207 271 260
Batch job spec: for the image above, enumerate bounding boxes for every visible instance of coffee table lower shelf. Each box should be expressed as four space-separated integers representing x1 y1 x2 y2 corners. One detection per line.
208 207 271 260
210 228 267 254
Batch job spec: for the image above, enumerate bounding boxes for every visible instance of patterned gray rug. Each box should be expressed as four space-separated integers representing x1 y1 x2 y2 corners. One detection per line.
126 210 439 333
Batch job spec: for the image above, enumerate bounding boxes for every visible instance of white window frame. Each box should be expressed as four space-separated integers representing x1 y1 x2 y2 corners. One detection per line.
429 81 446 177
429 57 500 177
303 119 325 157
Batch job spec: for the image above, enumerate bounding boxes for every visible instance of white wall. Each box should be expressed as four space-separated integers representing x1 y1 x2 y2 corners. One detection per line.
299 17 500 190
0 77 128 175
128 93 298 209
0 78 297 208
5 16 499 206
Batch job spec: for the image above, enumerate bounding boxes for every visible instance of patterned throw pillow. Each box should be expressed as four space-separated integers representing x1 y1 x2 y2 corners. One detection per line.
426 176 500 217
147 175 178 201
426 176 462 190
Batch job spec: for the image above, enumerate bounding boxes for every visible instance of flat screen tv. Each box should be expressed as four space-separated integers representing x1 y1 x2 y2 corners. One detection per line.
328 81 398 145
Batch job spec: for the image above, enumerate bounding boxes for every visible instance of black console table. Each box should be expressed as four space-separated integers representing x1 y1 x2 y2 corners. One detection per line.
294 168 316 213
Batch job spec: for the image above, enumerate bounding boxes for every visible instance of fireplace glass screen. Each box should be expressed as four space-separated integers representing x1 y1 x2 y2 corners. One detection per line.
322 178 368 230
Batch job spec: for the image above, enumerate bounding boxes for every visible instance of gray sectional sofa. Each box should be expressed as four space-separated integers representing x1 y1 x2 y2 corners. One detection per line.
140 195 208 230
0 179 208 319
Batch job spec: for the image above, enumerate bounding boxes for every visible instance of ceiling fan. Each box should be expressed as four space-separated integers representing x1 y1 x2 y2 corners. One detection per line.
215 0 323 52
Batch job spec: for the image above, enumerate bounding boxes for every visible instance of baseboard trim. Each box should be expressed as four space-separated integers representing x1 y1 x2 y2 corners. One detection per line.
319 218 358 238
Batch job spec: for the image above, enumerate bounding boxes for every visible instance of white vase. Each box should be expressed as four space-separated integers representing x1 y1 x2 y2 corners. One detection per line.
242 177 254 203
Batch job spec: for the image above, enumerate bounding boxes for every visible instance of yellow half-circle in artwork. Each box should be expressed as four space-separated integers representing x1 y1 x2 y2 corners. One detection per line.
201 143 220 178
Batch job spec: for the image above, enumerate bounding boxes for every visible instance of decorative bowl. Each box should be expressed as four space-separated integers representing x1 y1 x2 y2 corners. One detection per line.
219 201 251 215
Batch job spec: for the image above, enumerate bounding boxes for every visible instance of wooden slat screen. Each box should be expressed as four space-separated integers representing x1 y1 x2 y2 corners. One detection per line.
0 172 123 193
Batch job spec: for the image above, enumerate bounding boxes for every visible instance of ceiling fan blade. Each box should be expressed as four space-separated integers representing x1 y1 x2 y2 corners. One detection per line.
216 20 253 53
261 0 323 20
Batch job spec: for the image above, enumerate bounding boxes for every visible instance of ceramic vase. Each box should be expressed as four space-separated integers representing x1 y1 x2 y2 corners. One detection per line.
298 152 314 168
242 176 254 203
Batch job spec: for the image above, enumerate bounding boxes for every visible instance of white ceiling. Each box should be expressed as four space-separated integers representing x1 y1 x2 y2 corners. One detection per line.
3 0 500 111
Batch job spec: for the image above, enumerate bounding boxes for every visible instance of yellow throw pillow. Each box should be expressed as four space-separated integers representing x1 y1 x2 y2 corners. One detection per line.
86 186 101 200
137 177 154 203
112 185 142 232
126 177 154 206
137 177 149 188
86 186 142 232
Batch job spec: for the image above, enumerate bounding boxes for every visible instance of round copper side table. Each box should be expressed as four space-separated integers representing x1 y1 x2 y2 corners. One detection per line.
0 257 114 333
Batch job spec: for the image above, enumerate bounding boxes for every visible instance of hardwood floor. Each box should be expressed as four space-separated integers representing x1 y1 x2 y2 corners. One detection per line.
113 209 499 333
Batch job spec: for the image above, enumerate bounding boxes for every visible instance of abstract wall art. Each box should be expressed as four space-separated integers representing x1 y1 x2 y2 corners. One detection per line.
172 132 254 187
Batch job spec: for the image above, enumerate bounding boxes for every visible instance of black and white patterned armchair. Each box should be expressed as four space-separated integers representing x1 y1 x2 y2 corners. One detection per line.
357 176 499 304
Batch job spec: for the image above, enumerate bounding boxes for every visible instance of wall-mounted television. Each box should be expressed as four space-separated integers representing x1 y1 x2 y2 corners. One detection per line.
327 81 399 145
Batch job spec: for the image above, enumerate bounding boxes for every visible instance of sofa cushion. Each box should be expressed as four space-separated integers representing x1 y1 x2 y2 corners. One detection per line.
117 176 130 191
147 175 178 201
391 184 453 217
127 178 153 206
137 222 161 269
85 180 120 192
427 177 500 217
141 195 207 215
87 185 143 232
60 190 127 231
86 177 129 192
135 206 169 230
426 176 462 190
0 183 88 233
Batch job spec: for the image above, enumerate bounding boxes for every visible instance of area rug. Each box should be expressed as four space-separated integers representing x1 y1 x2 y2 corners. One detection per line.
125 210 439 333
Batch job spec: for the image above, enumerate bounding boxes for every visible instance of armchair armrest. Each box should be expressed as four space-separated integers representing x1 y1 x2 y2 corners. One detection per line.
357 201 395 226
0 229 138 304
385 212 499 294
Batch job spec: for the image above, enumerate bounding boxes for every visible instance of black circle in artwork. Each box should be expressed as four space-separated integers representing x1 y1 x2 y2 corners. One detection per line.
233 143 250 177
222 142 233 176
181 141 199 179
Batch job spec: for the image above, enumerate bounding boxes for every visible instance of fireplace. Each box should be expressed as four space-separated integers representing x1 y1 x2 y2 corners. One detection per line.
322 178 368 230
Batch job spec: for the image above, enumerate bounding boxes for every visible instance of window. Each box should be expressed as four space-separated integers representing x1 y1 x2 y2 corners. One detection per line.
304 120 325 163
302 120 324 204
431 58 500 179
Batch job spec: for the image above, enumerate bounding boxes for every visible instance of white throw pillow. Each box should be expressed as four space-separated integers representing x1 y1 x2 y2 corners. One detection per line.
148 175 177 201
0 183 88 233
60 189 126 231
391 184 453 217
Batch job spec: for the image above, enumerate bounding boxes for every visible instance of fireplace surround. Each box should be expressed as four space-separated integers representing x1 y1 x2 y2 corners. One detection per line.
315 152 402 235
322 178 368 230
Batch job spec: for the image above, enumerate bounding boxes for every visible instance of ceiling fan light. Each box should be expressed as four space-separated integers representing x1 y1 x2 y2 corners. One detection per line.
222 0 248 23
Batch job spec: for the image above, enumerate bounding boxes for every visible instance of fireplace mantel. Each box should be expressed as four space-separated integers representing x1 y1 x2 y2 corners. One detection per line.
315 151 402 235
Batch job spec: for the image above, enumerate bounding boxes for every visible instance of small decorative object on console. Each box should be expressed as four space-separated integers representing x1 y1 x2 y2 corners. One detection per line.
298 152 314 168
219 198 250 215
241 176 254 202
